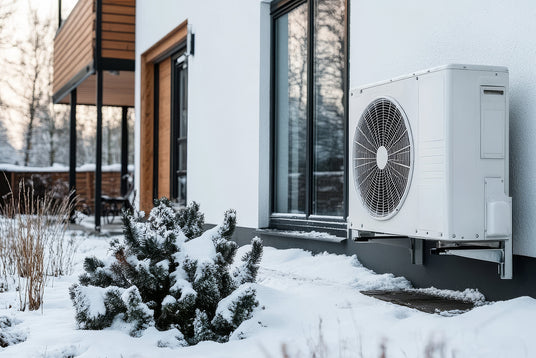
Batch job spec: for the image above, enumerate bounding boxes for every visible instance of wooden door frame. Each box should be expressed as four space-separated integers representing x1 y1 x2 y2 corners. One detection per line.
140 20 188 212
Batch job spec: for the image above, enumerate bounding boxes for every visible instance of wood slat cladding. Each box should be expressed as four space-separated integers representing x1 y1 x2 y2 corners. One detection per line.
158 58 172 198
53 0 94 95
101 0 135 60
53 0 135 103
140 60 155 212
140 21 188 213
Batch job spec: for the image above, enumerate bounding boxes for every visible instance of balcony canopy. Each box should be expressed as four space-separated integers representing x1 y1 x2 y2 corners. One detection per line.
53 0 136 231
53 0 135 106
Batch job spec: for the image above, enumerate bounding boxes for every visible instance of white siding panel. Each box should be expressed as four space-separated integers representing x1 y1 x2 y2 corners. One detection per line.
135 0 265 228
350 0 536 257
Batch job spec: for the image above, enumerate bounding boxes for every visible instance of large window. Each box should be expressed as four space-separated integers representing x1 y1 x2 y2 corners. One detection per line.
272 0 347 226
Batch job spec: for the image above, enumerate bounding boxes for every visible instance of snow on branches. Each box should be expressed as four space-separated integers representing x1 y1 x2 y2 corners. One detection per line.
69 199 263 345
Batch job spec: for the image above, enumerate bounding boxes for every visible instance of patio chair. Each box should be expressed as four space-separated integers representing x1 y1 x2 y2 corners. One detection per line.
101 174 134 224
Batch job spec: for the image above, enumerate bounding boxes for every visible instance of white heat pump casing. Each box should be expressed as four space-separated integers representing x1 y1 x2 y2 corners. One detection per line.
348 64 510 242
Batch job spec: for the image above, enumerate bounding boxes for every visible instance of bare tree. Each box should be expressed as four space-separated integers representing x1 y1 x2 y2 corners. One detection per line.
7 7 56 166
32 38 70 166
0 0 13 48
0 0 15 163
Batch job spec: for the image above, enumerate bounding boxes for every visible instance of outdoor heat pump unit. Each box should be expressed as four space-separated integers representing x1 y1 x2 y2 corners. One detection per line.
348 64 512 279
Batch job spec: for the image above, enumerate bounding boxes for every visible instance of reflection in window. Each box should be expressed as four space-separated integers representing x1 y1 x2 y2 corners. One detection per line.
172 56 188 206
273 0 346 218
274 3 308 214
313 0 345 216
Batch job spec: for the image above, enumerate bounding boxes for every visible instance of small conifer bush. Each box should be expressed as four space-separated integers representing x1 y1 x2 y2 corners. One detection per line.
69 199 263 345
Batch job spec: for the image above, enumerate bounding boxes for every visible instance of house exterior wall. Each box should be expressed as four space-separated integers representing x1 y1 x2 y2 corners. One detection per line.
135 0 269 227
135 0 536 277
350 0 536 258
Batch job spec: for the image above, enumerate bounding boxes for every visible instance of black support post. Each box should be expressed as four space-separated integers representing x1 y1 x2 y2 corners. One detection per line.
69 88 77 222
58 0 62 29
94 0 103 232
120 106 129 196
95 71 103 231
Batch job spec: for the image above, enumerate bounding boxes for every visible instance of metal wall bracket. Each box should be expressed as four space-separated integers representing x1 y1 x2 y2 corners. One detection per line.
410 238 424 265
351 231 423 265
432 239 512 279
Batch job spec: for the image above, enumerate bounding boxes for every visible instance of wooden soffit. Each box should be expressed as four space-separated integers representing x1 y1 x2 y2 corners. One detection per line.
56 70 134 107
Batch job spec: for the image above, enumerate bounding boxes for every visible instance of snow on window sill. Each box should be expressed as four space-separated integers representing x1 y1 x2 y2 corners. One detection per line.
256 228 346 243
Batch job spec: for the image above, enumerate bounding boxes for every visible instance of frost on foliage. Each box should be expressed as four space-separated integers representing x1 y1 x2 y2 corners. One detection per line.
121 286 154 336
69 285 126 330
176 201 205 240
211 284 259 341
233 237 263 286
192 309 216 344
150 327 187 348
0 316 27 348
69 199 263 346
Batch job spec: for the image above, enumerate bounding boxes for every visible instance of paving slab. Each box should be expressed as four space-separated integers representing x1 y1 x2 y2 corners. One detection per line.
69 215 124 235
360 290 476 314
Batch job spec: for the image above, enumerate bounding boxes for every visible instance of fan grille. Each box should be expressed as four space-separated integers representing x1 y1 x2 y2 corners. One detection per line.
353 97 413 219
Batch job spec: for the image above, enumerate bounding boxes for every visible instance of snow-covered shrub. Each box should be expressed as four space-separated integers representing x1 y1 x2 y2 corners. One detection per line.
70 199 263 345
0 316 27 348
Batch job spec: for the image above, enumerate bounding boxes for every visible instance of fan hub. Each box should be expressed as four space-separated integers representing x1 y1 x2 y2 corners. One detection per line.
376 146 388 170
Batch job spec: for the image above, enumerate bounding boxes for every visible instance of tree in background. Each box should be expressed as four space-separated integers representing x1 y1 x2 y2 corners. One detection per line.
6 7 55 166
31 48 70 167
4 5 71 167
1 2 134 168
0 0 16 163
0 0 13 47
0 116 19 164
74 106 135 167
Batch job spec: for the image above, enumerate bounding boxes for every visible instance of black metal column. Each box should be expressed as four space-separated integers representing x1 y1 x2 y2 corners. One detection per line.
120 106 129 196
69 88 77 221
58 0 62 29
94 0 103 231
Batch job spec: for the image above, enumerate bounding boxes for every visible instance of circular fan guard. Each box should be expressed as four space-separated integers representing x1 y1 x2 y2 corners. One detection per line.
352 97 413 219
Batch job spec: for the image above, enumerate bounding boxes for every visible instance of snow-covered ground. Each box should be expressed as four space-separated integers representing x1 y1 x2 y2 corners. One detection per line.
1 231 535 358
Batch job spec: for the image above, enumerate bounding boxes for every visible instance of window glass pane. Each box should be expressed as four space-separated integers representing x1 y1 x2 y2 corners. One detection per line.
312 0 345 216
178 141 187 171
178 174 186 206
179 69 188 138
172 58 187 203
274 3 308 214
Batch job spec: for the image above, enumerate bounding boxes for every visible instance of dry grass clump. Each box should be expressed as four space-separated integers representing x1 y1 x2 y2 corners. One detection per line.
265 319 456 358
0 179 76 311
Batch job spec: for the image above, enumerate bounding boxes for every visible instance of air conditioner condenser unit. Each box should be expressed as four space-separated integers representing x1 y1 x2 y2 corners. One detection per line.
348 64 512 278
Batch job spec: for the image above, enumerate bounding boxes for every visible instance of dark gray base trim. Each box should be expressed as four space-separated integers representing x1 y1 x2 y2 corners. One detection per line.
225 225 536 301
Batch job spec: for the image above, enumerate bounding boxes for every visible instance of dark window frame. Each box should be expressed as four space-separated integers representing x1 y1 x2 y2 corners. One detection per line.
171 49 188 206
269 0 349 235
151 42 187 203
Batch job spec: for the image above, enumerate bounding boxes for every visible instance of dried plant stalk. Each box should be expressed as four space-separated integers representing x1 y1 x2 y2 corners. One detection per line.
0 178 76 311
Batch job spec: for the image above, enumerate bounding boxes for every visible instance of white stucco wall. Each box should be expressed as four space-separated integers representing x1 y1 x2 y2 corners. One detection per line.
135 0 268 228
350 0 536 257
135 0 536 257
